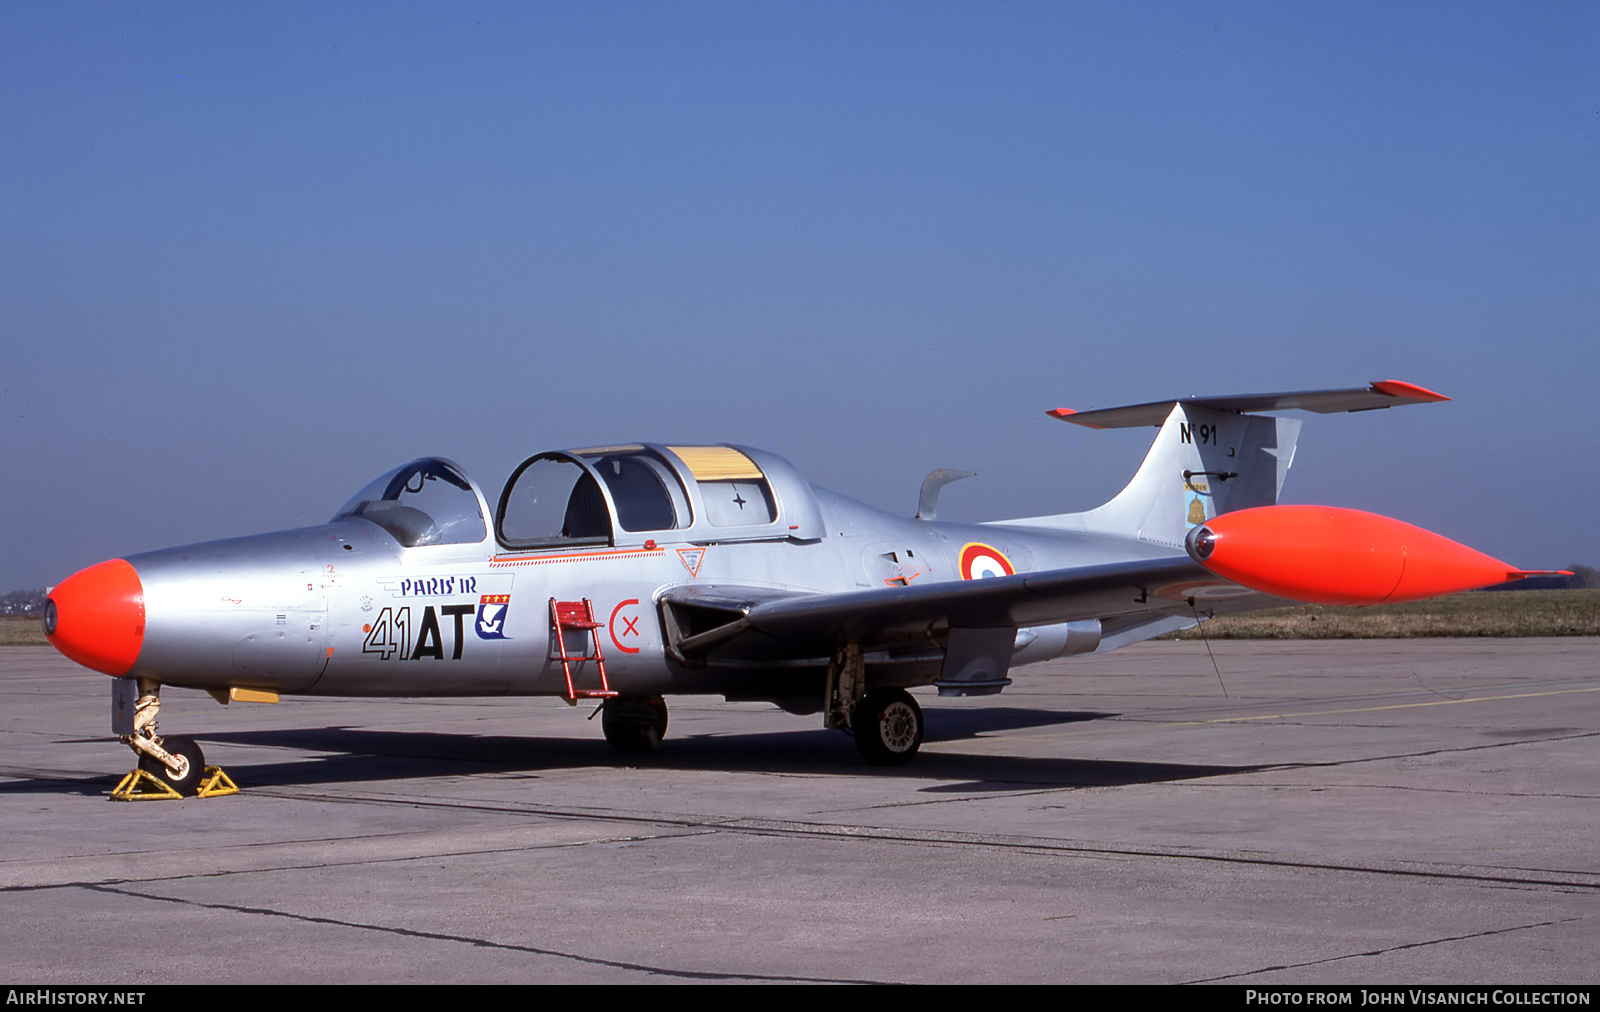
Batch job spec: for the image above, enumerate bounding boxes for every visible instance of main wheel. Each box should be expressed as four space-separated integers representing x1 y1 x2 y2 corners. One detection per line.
601 696 668 756
138 735 206 796
854 688 923 766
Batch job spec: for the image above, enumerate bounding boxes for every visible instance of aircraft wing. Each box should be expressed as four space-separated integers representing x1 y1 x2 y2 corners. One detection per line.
659 556 1271 664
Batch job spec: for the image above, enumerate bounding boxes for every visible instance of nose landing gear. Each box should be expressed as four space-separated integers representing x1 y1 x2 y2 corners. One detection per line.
111 678 235 800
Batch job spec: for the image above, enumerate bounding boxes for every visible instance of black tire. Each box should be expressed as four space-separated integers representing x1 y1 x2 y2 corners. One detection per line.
138 735 206 796
854 688 923 766
601 696 668 756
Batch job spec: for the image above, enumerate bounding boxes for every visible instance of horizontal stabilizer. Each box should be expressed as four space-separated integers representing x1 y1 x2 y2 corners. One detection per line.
1049 380 1448 429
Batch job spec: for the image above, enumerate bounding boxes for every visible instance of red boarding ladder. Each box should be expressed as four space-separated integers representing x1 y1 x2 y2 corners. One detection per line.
549 598 618 701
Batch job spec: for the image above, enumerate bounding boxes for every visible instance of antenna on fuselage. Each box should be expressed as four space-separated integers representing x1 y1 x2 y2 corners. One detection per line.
916 469 977 520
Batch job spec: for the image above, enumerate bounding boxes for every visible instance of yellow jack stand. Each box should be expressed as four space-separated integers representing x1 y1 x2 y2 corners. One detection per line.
110 769 182 801
195 766 239 797
110 766 238 801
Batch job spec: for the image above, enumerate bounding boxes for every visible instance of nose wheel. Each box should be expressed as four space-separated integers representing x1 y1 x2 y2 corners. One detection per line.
136 735 206 796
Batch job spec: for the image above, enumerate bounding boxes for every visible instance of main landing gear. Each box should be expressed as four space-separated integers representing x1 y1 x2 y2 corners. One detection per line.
600 695 669 756
824 643 926 765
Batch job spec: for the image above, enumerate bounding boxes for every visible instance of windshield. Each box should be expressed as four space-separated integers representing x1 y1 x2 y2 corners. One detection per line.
333 458 487 547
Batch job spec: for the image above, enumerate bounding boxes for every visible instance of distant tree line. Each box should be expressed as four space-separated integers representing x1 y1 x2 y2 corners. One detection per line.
0 589 47 616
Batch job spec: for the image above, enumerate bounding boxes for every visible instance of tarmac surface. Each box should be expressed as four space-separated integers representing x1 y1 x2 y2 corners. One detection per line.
1 638 1596 985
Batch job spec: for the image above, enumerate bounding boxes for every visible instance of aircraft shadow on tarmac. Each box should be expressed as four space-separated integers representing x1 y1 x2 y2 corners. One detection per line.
0 767 121 798
124 705 1270 793
7 708 1271 796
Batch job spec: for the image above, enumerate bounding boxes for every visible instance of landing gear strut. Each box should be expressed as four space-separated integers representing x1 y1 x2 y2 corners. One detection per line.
600 695 669 755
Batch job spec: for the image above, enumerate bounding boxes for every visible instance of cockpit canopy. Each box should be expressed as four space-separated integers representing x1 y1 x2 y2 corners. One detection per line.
336 445 824 552
496 443 823 550
333 458 488 547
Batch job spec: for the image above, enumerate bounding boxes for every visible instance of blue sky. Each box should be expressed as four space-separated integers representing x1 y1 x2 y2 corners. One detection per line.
4 2 1596 589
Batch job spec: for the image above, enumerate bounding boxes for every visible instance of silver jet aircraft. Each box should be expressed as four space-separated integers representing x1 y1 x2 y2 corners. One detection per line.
43 382 1552 793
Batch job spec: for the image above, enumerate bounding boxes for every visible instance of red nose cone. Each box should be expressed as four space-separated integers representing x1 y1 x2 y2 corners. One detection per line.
1190 506 1526 606
44 559 145 675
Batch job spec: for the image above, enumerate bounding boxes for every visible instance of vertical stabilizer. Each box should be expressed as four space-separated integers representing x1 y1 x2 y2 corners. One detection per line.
1003 404 1300 548
1086 405 1300 547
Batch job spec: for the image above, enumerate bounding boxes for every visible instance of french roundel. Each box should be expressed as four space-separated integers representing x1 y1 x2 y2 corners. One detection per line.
958 542 1015 580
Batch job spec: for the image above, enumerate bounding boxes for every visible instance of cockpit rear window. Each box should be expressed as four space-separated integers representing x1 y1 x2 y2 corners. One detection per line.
333 458 487 547
666 445 776 526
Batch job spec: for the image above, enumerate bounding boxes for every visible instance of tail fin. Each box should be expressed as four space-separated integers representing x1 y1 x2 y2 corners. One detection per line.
1003 381 1448 547
1073 405 1301 548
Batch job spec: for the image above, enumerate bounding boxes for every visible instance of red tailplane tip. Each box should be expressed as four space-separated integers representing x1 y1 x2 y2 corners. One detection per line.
1370 380 1451 403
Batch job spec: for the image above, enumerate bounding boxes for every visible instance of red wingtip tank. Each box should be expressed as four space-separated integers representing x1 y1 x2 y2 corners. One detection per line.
1186 505 1557 606
43 558 146 676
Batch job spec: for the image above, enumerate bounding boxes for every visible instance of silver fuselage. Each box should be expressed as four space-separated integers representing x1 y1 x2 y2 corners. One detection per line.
124 485 1176 700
